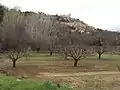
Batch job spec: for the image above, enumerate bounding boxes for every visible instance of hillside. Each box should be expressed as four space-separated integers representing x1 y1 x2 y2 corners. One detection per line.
32 11 97 33
55 14 96 33
0 3 100 34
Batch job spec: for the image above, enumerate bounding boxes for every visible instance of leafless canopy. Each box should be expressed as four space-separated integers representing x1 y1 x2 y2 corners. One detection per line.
0 9 30 67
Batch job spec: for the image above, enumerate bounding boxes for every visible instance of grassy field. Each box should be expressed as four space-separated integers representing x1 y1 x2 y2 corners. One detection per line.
0 75 71 90
0 52 120 89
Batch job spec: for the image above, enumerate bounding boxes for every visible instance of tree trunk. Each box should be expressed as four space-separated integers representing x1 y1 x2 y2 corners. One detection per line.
36 48 40 52
12 59 16 68
98 53 102 60
64 53 68 60
50 51 53 56
74 59 78 67
25 55 29 60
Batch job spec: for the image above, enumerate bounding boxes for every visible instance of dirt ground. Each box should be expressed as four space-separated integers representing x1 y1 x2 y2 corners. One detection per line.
1 59 120 89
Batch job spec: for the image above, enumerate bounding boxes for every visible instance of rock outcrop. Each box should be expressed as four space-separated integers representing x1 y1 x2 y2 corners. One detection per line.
54 14 96 33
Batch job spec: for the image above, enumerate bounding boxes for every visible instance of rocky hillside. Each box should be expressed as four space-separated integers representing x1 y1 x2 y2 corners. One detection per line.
54 14 96 33
0 3 97 34
38 12 97 33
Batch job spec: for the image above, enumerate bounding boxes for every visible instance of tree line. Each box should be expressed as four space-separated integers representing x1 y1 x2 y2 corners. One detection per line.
0 4 120 67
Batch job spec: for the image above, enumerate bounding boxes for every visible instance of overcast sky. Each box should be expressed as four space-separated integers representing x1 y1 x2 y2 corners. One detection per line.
1 0 120 30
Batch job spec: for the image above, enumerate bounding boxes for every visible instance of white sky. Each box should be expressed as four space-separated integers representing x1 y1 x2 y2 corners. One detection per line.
0 0 120 30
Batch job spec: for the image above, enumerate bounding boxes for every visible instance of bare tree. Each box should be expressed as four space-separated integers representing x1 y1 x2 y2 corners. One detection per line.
92 37 106 60
25 13 42 52
25 14 57 55
43 16 58 56
91 30 117 60
67 45 90 67
91 31 109 60
57 37 91 67
55 23 71 59
94 46 106 60
0 9 30 67
56 24 92 66
57 45 69 59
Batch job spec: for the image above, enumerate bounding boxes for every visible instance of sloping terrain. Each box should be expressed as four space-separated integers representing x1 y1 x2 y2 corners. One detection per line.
55 14 96 33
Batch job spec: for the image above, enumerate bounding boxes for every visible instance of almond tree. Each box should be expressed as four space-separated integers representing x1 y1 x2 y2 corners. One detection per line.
67 44 90 67
0 9 30 67
57 45 69 59
56 25 92 66
91 30 114 60
92 37 106 60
